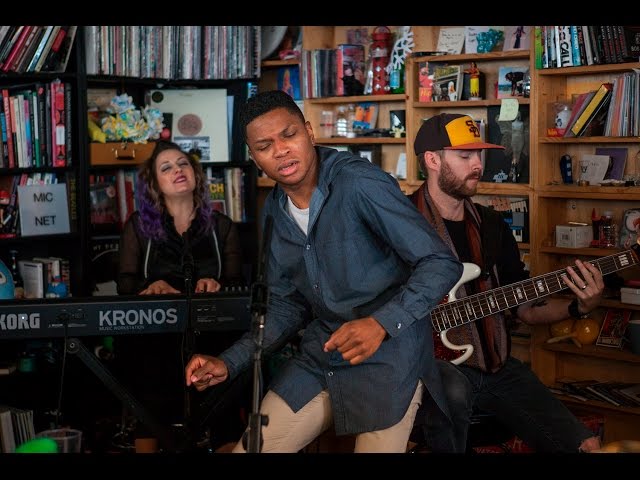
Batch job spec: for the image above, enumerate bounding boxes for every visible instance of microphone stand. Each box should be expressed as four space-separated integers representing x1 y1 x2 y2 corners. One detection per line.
243 215 273 453
182 231 196 449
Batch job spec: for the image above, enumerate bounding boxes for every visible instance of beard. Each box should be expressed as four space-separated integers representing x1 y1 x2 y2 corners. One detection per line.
438 158 481 200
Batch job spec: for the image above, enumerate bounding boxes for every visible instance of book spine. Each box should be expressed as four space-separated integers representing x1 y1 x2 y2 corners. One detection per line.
557 26 573 67
2 89 15 168
569 26 581 66
1 26 33 73
51 80 66 167
63 82 72 167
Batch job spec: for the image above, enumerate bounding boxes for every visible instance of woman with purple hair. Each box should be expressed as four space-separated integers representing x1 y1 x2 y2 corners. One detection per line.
117 140 243 295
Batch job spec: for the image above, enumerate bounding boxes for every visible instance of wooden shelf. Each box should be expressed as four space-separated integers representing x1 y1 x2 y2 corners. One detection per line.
316 137 405 145
538 246 624 256
412 98 530 108
537 61 640 76
536 185 640 200
476 182 531 195
554 393 640 416
307 94 405 104
257 176 275 188
542 342 640 364
411 50 530 64
539 136 640 144
261 59 300 68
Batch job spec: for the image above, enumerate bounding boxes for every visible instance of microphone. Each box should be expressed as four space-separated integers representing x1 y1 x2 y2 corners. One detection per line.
182 231 195 293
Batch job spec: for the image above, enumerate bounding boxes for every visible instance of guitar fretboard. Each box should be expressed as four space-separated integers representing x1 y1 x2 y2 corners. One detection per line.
431 248 639 333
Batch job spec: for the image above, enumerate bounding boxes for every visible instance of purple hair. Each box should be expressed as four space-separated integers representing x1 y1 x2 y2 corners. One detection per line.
135 140 213 241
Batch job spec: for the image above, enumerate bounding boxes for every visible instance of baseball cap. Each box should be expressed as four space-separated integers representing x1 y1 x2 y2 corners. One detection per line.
413 113 504 155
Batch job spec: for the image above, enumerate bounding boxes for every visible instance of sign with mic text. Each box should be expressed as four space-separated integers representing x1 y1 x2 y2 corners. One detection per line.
18 184 70 236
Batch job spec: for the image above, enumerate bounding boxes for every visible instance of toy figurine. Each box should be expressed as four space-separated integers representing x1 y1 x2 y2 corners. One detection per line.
467 62 481 100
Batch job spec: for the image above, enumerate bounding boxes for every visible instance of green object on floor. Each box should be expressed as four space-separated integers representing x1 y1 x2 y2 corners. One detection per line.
15 438 58 453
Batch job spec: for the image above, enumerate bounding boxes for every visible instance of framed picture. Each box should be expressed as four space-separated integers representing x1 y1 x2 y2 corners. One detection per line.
596 308 632 348
481 105 530 184
350 145 381 167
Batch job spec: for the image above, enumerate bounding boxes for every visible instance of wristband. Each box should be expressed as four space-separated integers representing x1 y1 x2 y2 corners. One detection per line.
568 298 588 319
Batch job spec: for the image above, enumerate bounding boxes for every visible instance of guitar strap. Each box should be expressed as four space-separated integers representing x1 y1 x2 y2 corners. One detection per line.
410 183 508 372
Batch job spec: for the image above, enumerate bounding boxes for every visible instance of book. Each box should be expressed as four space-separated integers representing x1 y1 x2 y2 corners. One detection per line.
596 308 632 348
431 64 462 102
615 383 640 405
18 259 46 299
0 362 16 375
497 66 530 99
417 61 436 102
594 147 627 181
503 26 531 51
277 65 301 101
578 154 610 184
208 173 227 215
436 27 465 54
569 83 613 136
90 235 119 296
620 208 640 249
352 102 378 131
0 407 15 453
334 44 365 97
563 91 596 138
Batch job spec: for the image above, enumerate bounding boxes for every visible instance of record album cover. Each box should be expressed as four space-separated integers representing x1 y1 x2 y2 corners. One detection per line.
148 89 229 163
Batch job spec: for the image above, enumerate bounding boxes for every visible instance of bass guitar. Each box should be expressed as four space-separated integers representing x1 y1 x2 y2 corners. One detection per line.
431 244 640 365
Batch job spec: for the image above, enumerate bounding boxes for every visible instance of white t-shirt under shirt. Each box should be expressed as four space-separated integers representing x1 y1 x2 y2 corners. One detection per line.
287 196 309 234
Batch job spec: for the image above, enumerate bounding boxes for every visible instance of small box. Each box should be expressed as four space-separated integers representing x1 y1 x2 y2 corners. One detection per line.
90 142 156 166
555 224 593 248
621 287 640 306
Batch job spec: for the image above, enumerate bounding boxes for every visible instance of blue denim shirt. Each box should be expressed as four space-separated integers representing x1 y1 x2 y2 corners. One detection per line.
220 147 462 435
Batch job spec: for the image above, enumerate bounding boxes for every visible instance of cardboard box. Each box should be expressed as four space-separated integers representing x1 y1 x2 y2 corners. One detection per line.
621 287 640 306
90 142 156 166
555 224 593 248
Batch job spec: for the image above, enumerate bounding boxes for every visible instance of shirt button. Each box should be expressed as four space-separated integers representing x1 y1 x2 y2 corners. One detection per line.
396 322 402 329
306 244 311 250
327 371 334 377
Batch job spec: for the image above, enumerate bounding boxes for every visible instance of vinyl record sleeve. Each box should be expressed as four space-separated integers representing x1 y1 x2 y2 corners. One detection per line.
148 89 229 163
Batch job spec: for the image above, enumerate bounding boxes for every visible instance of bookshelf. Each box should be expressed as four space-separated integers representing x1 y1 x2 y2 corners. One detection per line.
530 47 640 442
254 25 640 444
81 26 261 293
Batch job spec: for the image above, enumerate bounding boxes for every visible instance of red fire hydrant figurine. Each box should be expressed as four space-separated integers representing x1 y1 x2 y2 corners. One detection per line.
371 26 392 95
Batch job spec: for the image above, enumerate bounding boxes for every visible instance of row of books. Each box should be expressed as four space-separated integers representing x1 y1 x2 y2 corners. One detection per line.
89 170 137 232
604 71 640 137
0 26 77 74
206 167 246 223
0 79 71 169
0 405 35 453
535 26 640 69
301 45 367 99
564 74 640 139
84 26 261 81
17 255 71 299
562 82 613 138
554 379 640 408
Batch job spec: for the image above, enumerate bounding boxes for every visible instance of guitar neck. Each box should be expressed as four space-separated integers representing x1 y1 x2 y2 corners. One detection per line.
431 246 640 333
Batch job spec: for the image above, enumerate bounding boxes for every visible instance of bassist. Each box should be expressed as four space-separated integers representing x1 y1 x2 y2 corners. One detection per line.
410 113 604 453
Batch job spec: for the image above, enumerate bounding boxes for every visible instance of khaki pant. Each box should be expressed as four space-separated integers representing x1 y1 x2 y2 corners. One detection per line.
233 381 423 453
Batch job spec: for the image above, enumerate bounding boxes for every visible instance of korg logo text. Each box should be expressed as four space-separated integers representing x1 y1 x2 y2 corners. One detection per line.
0 313 40 330
99 308 178 327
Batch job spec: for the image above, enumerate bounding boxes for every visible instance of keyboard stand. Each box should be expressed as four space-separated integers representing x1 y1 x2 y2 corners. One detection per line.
66 337 188 452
